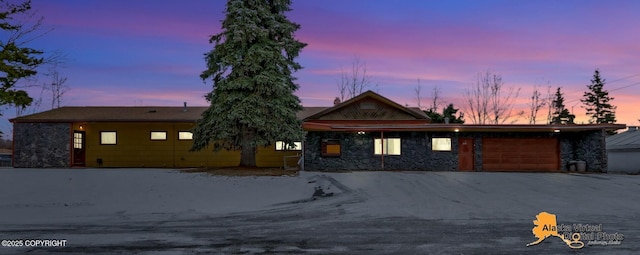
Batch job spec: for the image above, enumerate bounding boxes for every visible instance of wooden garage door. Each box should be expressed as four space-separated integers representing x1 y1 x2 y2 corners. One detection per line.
483 138 559 171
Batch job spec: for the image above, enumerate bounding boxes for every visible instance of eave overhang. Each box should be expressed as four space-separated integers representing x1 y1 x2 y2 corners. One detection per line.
302 122 627 133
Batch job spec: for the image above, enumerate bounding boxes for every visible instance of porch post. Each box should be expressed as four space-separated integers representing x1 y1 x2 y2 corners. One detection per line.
300 141 305 171
381 130 384 170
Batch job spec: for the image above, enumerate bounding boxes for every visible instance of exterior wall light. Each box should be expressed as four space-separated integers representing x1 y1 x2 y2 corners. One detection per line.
553 129 560 133
454 128 460 132
357 131 365 135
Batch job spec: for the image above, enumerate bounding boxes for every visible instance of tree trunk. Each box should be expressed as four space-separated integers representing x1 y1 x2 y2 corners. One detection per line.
240 145 256 167
239 128 257 167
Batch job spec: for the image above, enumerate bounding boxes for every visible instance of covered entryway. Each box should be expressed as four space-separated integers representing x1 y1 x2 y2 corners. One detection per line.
482 138 559 171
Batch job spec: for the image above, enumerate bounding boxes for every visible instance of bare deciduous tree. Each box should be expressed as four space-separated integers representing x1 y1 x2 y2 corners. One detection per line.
463 71 520 124
414 79 424 110
544 85 554 124
429 84 441 112
337 56 375 101
525 83 547 124
49 69 67 109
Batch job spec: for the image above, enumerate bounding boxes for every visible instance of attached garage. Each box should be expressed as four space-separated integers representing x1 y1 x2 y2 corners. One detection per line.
607 127 640 174
482 137 559 171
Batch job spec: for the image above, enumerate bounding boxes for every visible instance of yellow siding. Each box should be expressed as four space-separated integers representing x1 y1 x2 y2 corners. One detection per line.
72 122 299 168
256 145 301 167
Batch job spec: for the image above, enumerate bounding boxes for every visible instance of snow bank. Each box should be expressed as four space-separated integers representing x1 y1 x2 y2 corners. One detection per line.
0 168 315 225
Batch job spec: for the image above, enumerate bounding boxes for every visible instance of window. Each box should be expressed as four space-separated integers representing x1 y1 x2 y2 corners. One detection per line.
150 131 167 141
73 132 83 149
100 131 117 145
374 138 401 155
432 138 452 151
321 139 341 157
178 131 193 140
275 141 302 151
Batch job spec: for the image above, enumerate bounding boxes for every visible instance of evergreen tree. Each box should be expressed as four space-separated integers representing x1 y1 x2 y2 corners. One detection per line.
550 87 575 124
192 0 306 167
581 69 616 128
423 109 442 123
0 0 43 111
424 103 464 124
442 103 464 123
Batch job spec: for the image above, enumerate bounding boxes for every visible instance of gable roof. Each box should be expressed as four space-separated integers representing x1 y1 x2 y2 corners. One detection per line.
10 106 328 123
304 90 429 120
607 127 640 150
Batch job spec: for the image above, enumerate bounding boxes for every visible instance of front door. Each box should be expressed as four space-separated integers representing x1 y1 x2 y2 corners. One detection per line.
73 131 86 166
458 138 474 171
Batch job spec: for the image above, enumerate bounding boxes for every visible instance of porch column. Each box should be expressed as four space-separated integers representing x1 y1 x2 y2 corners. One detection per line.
381 130 384 170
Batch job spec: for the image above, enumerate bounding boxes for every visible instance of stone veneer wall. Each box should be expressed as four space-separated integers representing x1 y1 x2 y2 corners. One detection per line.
559 130 608 172
304 131 458 171
13 123 71 168
304 130 608 172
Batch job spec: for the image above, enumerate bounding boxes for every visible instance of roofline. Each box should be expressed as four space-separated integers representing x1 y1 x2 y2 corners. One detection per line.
10 119 199 123
302 122 627 132
304 90 429 120
607 147 640 151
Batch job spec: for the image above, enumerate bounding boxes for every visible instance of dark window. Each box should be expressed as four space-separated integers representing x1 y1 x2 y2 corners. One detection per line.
360 102 376 110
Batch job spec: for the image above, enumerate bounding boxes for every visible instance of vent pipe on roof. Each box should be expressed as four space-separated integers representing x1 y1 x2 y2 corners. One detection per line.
183 102 187 112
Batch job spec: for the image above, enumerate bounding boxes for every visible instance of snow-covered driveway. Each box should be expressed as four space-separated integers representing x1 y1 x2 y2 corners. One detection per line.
1 169 639 254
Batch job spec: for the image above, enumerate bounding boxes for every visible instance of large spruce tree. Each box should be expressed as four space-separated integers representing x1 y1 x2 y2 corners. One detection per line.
192 0 306 166
550 87 575 124
581 69 616 126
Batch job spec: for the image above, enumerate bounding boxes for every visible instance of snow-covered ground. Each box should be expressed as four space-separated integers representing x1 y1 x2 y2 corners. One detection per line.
0 169 314 225
1 169 639 254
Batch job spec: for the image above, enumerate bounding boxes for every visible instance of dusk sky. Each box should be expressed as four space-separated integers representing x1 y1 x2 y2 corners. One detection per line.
4 0 640 133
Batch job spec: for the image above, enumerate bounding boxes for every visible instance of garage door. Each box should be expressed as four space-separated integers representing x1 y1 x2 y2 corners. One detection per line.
482 138 559 171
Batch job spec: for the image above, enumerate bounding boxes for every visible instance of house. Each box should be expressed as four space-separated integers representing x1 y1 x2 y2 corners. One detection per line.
606 126 640 174
11 91 624 171
10 105 321 168
301 91 624 172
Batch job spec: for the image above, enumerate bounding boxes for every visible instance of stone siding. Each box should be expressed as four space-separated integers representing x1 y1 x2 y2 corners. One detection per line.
304 131 458 171
13 123 71 168
305 130 608 172
560 130 608 172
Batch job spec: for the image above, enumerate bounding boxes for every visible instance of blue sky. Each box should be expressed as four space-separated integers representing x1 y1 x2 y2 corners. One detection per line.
3 0 640 134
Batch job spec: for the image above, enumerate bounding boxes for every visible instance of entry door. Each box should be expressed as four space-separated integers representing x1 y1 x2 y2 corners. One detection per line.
458 138 474 171
73 131 86 166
